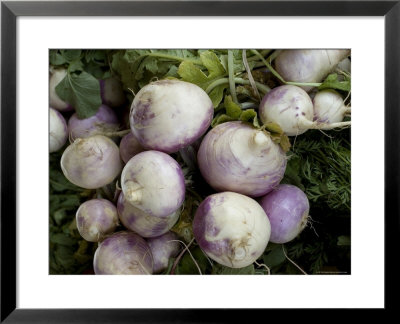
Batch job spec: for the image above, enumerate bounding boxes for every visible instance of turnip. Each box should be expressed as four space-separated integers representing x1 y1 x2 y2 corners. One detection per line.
49 68 73 111
197 121 287 197
193 192 271 268
76 198 119 242
117 192 180 238
130 79 213 153
68 104 120 140
119 132 145 164
60 135 122 189
147 231 181 273
313 89 349 124
100 77 126 108
93 231 153 275
259 85 351 136
274 49 350 91
49 107 68 153
259 184 310 244
120 150 185 217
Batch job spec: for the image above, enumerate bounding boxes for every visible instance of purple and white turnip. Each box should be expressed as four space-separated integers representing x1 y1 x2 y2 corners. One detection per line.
259 184 310 244
193 191 271 268
93 231 153 274
119 132 145 164
60 135 122 189
120 150 185 217
100 77 126 108
129 79 214 153
147 231 181 273
197 121 287 197
76 198 119 242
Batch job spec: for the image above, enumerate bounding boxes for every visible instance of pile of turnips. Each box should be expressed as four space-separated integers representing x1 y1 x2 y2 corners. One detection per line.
50 49 351 274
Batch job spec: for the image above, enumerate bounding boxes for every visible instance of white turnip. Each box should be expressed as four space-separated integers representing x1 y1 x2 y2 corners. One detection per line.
259 85 351 136
130 79 213 153
120 150 185 217
60 135 122 189
193 192 271 268
275 49 350 91
76 198 119 242
313 89 348 124
197 121 287 197
49 108 68 153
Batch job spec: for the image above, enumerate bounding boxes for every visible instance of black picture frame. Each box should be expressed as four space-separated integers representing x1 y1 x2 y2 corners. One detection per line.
1 0 398 322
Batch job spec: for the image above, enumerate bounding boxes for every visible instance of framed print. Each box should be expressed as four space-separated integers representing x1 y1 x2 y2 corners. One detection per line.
1 0 399 322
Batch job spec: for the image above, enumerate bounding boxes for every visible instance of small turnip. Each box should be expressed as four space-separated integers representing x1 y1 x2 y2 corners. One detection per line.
117 192 180 238
49 68 73 111
130 79 213 153
120 150 185 217
147 231 181 273
259 85 351 136
68 104 120 140
93 231 153 275
313 89 348 124
275 49 350 91
197 121 287 197
193 192 271 268
49 108 68 153
259 184 310 244
119 132 145 164
76 199 119 242
60 135 122 189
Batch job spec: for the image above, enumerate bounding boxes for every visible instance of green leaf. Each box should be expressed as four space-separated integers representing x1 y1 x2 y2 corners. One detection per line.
263 244 286 268
212 264 255 275
208 84 227 108
60 49 82 62
200 51 226 79
337 235 351 246
50 50 67 66
318 73 351 92
50 233 77 246
174 247 210 274
55 70 102 119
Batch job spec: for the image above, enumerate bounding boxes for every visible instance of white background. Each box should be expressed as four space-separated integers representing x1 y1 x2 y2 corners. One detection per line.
17 17 384 308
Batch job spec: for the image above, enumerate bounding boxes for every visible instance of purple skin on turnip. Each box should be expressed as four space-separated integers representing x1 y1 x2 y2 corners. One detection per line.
68 104 120 140
60 135 122 189
93 231 153 275
147 231 181 273
49 107 68 153
120 150 185 218
76 199 119 242
259 184 310 244
119 132 145 164
99 77 126 108
129 79 214 154
193 191 271 268
117 192 180 238
197 121 287 198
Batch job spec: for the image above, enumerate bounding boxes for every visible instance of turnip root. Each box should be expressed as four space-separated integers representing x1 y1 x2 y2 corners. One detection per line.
147 232 181 273
68 104 120 139
119 132 145 164
275 49 350 91
197 121 287 197
117 192 180 238
93 231 153 275
49 108 68 153
130 79 213 153
120 150 185 217
259 85 351 136
76 199 119 242
259 184 310 244
49 68 73 111
193 192 271 268
60 135 122 189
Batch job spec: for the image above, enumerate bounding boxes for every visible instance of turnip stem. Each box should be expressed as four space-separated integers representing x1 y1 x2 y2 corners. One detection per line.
206 77 270 95
242 49 261 101
102 129 131 137
228 50 239 104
